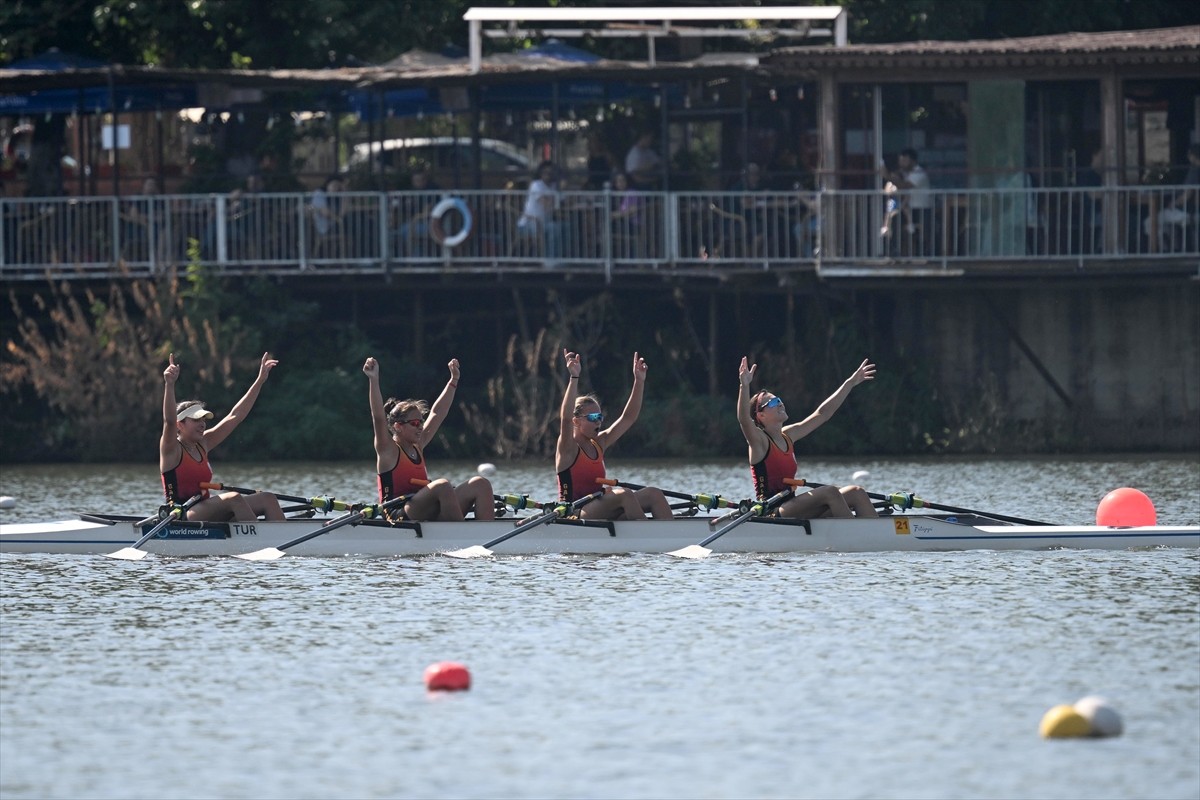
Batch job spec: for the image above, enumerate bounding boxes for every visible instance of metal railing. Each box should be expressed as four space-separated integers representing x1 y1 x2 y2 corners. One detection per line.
2 185 1196 281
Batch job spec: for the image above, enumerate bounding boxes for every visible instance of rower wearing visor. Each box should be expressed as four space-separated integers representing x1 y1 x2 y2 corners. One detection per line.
737 355 879 519
555 349 672 520
159 351 285 522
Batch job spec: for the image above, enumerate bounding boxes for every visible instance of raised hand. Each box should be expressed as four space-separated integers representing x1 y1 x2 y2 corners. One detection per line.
563 349 582 378
363 356 379 380
738 356 757 387
447 358 461 384
163 352 180 385
632 351 648 381
258 351 279 381
849 358 876 386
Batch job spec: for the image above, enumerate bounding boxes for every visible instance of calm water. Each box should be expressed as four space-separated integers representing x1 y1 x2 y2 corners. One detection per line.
2 456 1198 800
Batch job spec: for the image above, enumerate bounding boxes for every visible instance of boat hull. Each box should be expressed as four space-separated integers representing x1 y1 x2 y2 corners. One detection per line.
1 513 1197 557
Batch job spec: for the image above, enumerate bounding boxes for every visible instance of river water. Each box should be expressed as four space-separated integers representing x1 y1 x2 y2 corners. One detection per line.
1 456 1198 800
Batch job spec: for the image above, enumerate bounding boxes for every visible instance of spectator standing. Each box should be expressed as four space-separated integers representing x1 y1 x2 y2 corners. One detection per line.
625 131 662 190
311 175 344 259
516 160 565 260
395 165 442 257
1075 148 1105 255
584 134 614 190
881 148 933 256
1154 143 1200 252
609 171 646 258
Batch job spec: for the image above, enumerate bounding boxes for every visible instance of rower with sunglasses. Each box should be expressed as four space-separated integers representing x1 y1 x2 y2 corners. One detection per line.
363 356 495 521
555 349 673 520
737 356 878 519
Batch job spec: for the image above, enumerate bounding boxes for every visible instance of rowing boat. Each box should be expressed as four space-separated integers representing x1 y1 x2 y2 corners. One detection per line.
1 512 1196 557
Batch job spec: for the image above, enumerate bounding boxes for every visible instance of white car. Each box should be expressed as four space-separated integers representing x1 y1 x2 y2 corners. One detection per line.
347 136 531 188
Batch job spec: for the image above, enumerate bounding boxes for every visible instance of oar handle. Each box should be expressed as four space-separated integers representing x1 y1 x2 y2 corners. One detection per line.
131 494 202 549
478 489 605 549
200 482 352 512
271 493 413 553
614 480 736 510
696 486 795 548
496 493 547 512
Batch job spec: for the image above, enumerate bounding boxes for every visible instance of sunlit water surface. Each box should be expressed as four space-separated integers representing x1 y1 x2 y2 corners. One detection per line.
1 456 1198 799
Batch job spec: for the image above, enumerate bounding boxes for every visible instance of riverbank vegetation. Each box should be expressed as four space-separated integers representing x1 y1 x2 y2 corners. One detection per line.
3 262 1088 464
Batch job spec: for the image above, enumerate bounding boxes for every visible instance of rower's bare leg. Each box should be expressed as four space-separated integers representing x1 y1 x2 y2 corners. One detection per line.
780 485 853 519
246 491 286 520
636 487 673 519
456 476 496 520
405 479 465 522
841 485 878 517
189 492 256 522
581 488 645 521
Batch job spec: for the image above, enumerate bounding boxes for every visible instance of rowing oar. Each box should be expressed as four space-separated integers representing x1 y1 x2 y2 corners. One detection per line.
444 489 606 559
614 480 737 512
666 483 798 560
234 495 411 561
104 495 202 561
880 490 1048 526
806 481 1048 526
200 481 352 513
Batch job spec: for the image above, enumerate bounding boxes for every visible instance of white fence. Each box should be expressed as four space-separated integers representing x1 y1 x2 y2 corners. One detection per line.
1 185 1196 281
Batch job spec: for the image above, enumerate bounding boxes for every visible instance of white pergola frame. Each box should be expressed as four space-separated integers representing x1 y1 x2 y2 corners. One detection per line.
464 6 848 72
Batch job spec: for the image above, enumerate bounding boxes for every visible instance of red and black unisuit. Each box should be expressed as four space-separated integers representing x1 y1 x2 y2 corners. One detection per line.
162 442 212 504
378 445 429 503
558 438 606 502
751 433 796 499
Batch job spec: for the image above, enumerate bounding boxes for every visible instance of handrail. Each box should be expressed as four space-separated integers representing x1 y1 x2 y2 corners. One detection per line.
1 185 1195 282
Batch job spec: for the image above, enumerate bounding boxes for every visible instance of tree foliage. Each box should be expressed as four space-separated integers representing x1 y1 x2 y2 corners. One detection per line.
1 0 471 67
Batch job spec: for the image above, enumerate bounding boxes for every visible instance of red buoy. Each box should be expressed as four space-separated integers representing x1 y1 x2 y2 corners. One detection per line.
1096 487 1157 527
424 661 471 691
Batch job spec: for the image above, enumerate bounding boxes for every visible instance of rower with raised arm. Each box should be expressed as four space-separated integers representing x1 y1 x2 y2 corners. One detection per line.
555 349 672 521
160 351 285 522
363 356 494 521
737 356 878 519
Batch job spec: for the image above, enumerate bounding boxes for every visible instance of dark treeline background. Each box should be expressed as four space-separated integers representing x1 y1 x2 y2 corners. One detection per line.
3 270 954 463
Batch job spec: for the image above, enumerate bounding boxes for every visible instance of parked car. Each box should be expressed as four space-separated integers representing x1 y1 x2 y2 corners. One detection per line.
346 136 531 188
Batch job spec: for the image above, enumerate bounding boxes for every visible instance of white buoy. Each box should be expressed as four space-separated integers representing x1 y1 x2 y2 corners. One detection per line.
477 463 497 478
851 470 870 481
1074 695 1123 737
0 496 15 510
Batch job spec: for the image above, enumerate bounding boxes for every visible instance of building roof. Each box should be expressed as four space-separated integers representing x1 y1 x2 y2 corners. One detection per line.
764 25 1200 76
2 26 1195 102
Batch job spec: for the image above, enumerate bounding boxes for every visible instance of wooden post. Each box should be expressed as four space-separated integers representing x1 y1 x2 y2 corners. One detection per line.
708 290 718 397
820 72 839 257
1099 69 1122 255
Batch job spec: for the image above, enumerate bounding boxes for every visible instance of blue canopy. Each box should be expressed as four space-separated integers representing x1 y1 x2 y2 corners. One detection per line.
1 50 197 114
345 87 443 120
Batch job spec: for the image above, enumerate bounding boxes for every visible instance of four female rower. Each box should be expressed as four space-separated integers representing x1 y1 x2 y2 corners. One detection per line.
363 356 495 521
555 349 672 520
737 356 879 519
160 351 285 521
157 347 884 523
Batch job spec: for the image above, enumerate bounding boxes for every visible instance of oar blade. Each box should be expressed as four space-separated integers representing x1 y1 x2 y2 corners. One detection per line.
233 547 287 562
103 546 153 561
666 544 713 560
443 545 494 560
